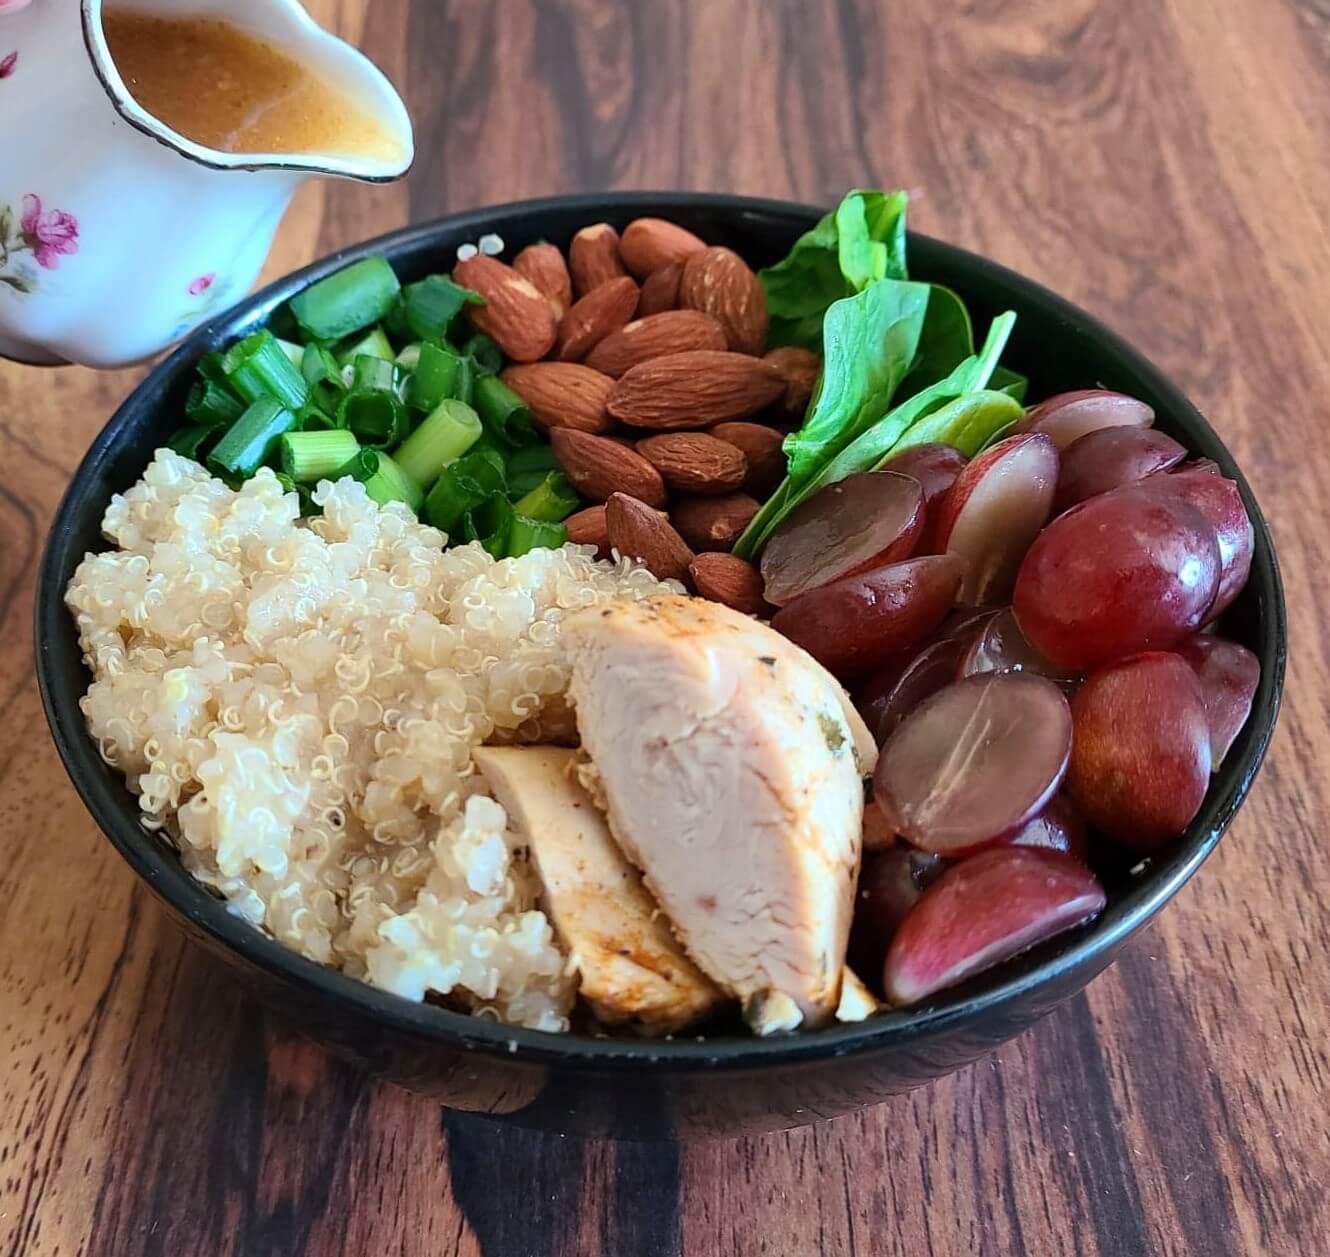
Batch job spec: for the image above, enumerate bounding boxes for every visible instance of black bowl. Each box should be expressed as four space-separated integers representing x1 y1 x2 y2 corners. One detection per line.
35 194 1285 1139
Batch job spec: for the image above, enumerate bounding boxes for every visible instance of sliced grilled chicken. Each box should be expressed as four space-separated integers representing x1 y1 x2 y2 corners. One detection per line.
562 595 875 1032
473 745 724 1034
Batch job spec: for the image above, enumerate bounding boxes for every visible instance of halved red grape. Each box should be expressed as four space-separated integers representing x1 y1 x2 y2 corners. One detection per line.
1053 427 1186 514
1006 794 1090 862
1175 636 1260 768
860 636 969 745
1022 389 1154 449
1013 482 1221 672
1067 651 1211 850
938 607 1001 643
848 845 947 982
958 606 1080 688
883 847 1106 1005
880 443 968 552
935 433 1059 605
772 555 962 679
1147 469 1254 618
760 472 924 606
873 673 1072 855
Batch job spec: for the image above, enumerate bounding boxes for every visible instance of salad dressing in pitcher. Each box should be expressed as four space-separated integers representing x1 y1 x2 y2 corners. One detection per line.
101 9 404 160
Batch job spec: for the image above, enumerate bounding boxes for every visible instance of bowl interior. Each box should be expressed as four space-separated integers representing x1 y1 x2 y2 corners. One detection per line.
35 193 1285 1070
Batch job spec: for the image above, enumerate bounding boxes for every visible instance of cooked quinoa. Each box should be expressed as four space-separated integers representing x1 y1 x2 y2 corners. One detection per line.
65 449 674 1031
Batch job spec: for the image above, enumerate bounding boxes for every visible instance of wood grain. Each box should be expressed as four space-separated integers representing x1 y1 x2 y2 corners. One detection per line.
2 0 1327 1253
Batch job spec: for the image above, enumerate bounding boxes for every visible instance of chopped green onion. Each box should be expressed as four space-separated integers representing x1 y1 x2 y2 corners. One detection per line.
280 429 361 482
338 325 395 367
423 448 507 534
275 470 298 493
464 494 515 558
276 338 305 369
301 343 346 391
197 351 233 388
506 443 559 478
403 275 479 342
289 257 401 341
473 373 534 445
167 423 218 461
185 378 245 428
207 396 297 478
381 295 412 342
406 342 462 412
506 469 549 498
512 472 580 522
296 401 337 431
461 333 504 376
222 330 309 409
308 380 345 418
352 353 397 393
395 342 423 370
336 388 408 449
453 353 475 407
506 515 567 557
336 448 423 512
394 399 482 487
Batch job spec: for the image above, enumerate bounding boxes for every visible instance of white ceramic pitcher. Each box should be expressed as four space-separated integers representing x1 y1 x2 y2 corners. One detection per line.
0 0 413 368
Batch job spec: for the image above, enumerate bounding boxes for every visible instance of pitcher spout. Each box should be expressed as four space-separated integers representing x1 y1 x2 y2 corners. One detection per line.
82 0 414 181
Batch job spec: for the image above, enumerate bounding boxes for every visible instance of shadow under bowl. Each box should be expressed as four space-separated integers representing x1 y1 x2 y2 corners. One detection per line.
35 193 1286 1139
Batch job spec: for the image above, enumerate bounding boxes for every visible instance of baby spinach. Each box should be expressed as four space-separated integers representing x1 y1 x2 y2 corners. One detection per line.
735 312 1016 558
760 189 909 349
878 390 1024 462
898 284 974 398
780 278 931 486
989 365 1029 403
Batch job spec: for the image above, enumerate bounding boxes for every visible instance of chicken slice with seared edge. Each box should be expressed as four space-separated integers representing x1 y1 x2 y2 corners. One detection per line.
473 745 723 1034
562 595 877 1033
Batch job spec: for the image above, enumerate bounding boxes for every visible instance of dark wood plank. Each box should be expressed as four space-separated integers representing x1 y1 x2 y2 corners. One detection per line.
2 0 1327 1253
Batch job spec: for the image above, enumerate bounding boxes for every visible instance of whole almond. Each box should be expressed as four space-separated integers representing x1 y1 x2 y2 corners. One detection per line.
500 363 615 434
671 493 761 552
564 505 610 557
619 218 708 279
763 346 821 420
557 275 639 362
605 493 695 583
678 247 768 355
551 430 667 507
688 552 772 616
569 223 628 296
710 421 787 495
609 350 785 430
453 256 559 362
637 432 748 495
636 262 683 317
513 242 573 319
585 310 727 377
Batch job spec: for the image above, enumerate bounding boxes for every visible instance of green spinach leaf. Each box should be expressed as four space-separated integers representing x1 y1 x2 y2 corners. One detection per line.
878 390 1024 462
898 284 974 398
760 189 909 349
735 312 1016 558
989 365 1029 403
780 278 931 486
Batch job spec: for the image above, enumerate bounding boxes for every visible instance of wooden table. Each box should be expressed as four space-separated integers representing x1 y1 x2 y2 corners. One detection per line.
3 1 1326 1252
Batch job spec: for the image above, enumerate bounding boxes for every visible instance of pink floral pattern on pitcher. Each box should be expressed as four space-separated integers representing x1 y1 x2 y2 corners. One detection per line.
20 194 78 268
0 193 79 293
188 272 216 297
0 52 17 79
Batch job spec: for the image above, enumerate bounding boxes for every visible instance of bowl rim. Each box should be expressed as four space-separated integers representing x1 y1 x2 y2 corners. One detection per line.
35 191 1287 1072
